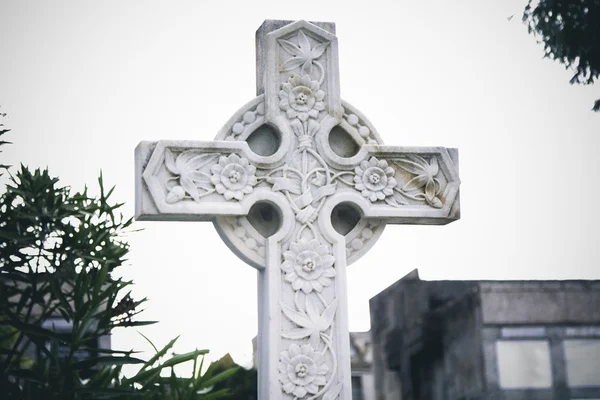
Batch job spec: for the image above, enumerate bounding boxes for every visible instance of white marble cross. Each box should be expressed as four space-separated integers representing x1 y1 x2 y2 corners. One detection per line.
135 20 460 400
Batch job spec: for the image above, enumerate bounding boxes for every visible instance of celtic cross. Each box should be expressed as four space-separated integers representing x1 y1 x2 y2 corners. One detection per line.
135 20 460 400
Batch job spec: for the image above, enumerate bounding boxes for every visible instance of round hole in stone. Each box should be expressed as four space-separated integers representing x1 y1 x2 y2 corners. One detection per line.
331 202 362 236
246 124 281 157
328 125 360 158
247 201 282 238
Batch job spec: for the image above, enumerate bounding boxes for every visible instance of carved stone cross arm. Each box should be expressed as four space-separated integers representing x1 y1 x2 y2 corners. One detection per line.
135 19 460 400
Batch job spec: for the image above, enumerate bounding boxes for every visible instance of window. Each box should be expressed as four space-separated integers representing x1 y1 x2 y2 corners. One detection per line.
496 340 552 389
564 340 600 387
351 376 364 400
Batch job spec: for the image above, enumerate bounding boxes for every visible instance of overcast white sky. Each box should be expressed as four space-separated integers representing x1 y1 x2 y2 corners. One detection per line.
1 0 599 369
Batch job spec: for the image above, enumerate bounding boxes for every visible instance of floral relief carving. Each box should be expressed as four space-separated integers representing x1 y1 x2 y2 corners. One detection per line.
279 75 325 121
163 150 258 203
282 238 336 294
354 157 397 203
279 343 329 398
210 154 258 201
349 154 446 209
278 236 341 398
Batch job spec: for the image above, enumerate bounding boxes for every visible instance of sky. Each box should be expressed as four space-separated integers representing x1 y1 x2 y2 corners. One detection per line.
1 0 599 370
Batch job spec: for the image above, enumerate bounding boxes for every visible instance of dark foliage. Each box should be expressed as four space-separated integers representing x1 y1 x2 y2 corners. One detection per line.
0 109 10 175
523 0 600 111
209 354 257 400
0 132 236 398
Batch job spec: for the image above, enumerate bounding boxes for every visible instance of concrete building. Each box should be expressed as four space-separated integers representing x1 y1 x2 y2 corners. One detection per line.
369 269 600 400
349 331 375 400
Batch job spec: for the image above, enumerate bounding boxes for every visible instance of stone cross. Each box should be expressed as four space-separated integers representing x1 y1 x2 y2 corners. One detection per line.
135 20 460 400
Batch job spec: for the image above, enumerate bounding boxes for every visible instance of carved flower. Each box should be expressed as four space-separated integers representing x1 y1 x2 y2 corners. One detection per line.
354 157 397 202
279 75 325 121
278 30 330 76
210 154 258 201
282 238 335 294
394 155 443 208
279 343 328 398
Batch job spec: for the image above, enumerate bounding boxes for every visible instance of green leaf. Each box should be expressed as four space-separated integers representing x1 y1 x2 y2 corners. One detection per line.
131 368 162 388
50 278 73 317
197 367 239 389
141 334 177 369
94 261 111 297
116 320 158 328
72 355 146 370
160 348 209 369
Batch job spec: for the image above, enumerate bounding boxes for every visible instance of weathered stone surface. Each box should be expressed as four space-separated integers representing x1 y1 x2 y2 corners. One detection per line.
136 21 460 399
370 271 600 400
480 281 600 324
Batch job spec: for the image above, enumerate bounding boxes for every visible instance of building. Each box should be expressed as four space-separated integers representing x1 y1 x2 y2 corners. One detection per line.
349 331 375 400
369 269 600 400
5 280 111 378
252 332 375 400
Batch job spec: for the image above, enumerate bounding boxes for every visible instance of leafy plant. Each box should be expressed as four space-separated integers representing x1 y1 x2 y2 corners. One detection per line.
114 334 239 399
523 0 600 111
0 160 237 399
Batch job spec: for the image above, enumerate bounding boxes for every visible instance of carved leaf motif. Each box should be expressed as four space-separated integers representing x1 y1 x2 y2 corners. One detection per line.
429 156 439 176
403 175 429 192
280 57 306 73
297 30 311 54
165 149 178 175
392 157 427 175
305 295 320 325
314 297 337 332
280 298 338 348
176 152 219 174
278 30 330 76
165 151 219 202
279 39 303 58
394 191 409 205
307 118 320 137
290 119 304 137
310 41 329 59
280 301 313 329
392 156 443 208
180 176 199 202
322 383 343 400
186 171 212 187
280 327 314 340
